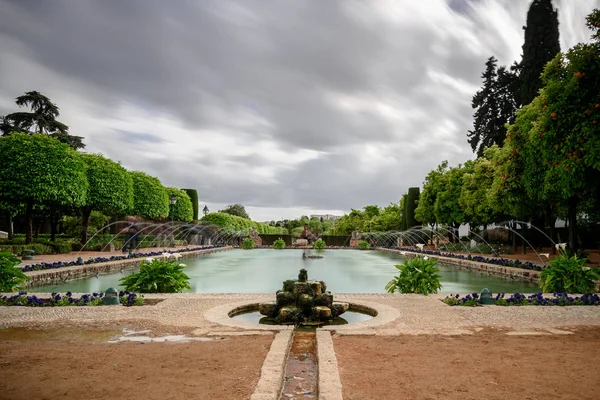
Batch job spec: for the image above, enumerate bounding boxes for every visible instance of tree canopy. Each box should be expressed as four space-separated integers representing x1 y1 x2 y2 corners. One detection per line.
219 203 250 219
79 153 134 243
0 91 85 150
0 133 87 243
166 187 194 223
129 171 169 220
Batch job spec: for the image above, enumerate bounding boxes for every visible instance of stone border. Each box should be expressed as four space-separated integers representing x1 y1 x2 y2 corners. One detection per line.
205 299 400 332
319 299 400 332
378 247 541 282
250 330 293 400
204 300 293 331
23 247 232 287
317 330 343 400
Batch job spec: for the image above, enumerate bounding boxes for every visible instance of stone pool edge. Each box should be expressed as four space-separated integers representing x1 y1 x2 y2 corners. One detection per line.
377 247 541 283
204 299 400 332
22 246 233 287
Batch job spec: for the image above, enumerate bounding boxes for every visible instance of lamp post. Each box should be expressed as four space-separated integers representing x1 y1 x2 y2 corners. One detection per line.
170 195 177 248
203 205 209 216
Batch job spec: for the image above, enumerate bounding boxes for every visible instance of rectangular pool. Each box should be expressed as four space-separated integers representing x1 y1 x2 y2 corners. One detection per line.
32 249 538 294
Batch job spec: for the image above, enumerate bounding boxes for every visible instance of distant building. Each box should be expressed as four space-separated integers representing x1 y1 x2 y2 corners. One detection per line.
310 214 341 221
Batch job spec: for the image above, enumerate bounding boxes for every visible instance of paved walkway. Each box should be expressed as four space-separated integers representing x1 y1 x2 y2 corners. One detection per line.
2 293 599 399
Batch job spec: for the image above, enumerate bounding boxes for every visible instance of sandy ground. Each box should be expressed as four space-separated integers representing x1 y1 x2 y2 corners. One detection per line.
0 328 272 400
334 328 600 400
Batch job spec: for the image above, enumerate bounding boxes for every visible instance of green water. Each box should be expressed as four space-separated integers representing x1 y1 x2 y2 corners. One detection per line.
31 249 538 294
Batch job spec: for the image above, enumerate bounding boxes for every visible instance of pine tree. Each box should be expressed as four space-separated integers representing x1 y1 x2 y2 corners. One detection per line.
468 57 518 157
518 0 560 106
496 66 519 127
0 91 85 149
468 57 499 157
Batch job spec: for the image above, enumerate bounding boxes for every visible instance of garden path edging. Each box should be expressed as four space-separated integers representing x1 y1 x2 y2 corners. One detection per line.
250 330 293 400
23 247 231 287
378 248 541 282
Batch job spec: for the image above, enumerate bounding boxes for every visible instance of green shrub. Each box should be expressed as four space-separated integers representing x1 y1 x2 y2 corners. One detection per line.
313 239 326 250
273 238 286 249
0 243 54 256
358 241 370 249
0 251 30 292
201 212 287 235
62 211 110 238
538 254 599 293
119 259 191 293
241 238 255 249
34 239 72 254
385 256 442 295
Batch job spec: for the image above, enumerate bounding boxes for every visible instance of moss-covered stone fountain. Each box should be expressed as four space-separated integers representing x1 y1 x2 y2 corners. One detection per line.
258 268 349 324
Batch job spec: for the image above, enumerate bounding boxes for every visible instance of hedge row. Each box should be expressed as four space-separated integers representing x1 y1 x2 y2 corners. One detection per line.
201 212 287 235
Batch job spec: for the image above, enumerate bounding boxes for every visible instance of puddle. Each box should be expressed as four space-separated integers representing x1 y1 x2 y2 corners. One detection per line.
107 328 226 343
0 327 225 344
280 330 317 399
108 335 222 343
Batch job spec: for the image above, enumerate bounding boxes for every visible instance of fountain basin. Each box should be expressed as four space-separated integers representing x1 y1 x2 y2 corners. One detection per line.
230 303 376 326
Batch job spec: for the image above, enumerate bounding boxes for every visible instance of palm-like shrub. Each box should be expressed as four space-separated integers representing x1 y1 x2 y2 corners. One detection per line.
273 238 286 249
313 239 326 250
0 251 30 292
241 238 255 249
119 259 191 293
539 254 599 293
385 256 442 295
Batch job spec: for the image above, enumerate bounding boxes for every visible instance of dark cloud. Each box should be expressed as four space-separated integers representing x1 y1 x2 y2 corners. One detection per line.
0 0 598 220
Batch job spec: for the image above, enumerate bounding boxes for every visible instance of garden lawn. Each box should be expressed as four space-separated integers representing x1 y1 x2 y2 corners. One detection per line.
0 329 272 400
334 328 600 400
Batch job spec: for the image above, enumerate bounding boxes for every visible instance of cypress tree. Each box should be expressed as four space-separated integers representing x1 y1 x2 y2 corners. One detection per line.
405 187 421 229
518 0 560 106
183 188 199 220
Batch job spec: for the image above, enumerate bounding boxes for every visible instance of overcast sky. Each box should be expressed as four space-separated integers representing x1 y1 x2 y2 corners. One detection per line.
0 0 598 221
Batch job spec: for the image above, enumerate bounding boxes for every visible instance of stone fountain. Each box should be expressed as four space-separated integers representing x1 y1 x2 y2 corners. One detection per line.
258 268 349 324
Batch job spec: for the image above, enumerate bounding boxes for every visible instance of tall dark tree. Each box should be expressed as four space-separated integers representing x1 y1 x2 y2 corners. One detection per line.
496 66 519 126
0 91 85 150
468 57 518 157
518 0 560 106
468 57 499 157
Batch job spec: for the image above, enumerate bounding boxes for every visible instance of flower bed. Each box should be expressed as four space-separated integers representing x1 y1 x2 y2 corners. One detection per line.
384 246 544 271
443 292 600 306
20 245 224 272
0 291 144 307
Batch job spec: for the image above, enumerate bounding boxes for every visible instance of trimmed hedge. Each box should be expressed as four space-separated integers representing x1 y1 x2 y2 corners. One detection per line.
201 212 287 234
405 187 420 229
0 243 53 256
0 239 73 255
182 188 199 221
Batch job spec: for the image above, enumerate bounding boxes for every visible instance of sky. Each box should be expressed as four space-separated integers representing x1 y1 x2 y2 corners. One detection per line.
0 0 598 222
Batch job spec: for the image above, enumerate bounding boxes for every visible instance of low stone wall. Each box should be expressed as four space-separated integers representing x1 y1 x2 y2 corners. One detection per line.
24 247 232 287
377 248 540 282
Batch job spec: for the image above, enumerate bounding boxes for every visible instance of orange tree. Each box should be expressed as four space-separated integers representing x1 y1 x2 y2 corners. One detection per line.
532 9 600 252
